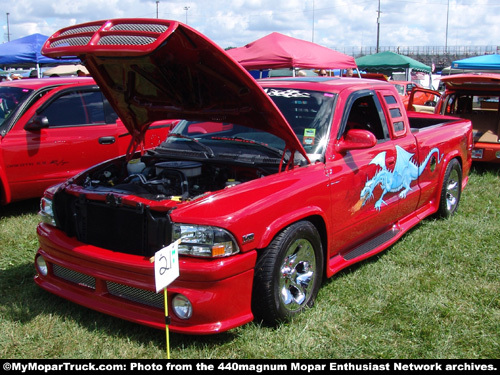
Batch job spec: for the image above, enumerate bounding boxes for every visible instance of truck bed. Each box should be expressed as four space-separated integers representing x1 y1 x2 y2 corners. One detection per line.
408 112 461 132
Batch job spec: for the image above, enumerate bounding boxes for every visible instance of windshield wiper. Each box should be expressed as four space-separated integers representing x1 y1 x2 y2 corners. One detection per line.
212 136 285 159
166 133 215 158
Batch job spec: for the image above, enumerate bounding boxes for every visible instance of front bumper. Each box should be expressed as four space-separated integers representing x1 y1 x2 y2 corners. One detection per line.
34 223 256 335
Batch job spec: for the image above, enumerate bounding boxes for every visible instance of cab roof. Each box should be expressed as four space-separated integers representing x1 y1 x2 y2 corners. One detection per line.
0 76 95 90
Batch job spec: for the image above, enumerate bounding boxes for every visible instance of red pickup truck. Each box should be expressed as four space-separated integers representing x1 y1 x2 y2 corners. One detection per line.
0 77 170 205
34 19 473 334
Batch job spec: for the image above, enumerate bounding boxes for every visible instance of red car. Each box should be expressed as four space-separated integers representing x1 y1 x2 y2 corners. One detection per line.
0 77 170 205
389 80 435 109
34 19 472 334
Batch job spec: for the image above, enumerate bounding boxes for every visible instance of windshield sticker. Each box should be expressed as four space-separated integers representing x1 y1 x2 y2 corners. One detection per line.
303 128 316 145
264 88 311 98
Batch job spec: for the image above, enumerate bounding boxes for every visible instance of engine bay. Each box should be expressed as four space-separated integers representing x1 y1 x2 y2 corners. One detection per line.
80 154 275 201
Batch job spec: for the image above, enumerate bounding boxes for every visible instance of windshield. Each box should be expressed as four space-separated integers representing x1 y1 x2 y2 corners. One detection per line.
0 86 33 127
394 84 405 95
162 89 336 163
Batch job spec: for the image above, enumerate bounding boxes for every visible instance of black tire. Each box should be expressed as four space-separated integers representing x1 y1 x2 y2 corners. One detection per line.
252 221 324 325
436 158 462 218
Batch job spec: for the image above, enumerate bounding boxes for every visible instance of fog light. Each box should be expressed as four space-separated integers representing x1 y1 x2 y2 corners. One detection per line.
172 294 192 320
36 255 48 276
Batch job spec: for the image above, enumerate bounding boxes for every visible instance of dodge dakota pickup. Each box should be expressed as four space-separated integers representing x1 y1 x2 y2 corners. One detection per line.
34 19 473 334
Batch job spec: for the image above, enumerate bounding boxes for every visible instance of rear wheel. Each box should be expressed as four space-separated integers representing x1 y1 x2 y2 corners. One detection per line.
252 221 324 325
437 158 462 218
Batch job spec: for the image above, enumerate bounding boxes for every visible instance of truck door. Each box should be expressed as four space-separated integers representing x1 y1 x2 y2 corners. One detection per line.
2 86 122 201
326 90 400 255
378 89 422 218
408 88 441 113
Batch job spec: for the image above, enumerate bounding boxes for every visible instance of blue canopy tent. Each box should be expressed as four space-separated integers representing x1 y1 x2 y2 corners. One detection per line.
0 33 80 76
451 54 500 70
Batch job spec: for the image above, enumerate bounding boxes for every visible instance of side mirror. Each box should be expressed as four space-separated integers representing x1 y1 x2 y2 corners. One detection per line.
25 115 49 131
335 129 377 153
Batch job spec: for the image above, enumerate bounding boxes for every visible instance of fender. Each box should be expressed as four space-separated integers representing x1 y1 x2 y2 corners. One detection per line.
257 205 330 251
436 150 465 197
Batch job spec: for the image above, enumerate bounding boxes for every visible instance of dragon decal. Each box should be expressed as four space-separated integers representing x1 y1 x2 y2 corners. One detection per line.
360 145 442 210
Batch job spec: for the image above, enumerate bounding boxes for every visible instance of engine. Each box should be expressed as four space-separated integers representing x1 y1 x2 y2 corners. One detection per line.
80 157 266 201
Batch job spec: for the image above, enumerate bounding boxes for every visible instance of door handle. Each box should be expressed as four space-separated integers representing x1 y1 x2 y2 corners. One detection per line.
99 136 116 145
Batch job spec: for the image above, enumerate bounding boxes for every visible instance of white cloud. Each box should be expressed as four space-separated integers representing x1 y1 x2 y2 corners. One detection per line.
1 0 499 51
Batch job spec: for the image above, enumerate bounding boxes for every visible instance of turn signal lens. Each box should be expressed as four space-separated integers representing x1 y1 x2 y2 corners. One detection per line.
39 197 56 226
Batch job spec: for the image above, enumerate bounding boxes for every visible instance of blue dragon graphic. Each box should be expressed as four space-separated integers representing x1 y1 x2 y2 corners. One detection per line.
360 145 442 210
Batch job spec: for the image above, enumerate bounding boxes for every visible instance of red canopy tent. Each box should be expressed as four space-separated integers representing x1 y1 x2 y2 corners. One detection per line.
226 32 357 71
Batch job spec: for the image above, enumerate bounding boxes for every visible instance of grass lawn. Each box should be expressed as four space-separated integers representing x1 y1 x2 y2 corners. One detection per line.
1 164 499 359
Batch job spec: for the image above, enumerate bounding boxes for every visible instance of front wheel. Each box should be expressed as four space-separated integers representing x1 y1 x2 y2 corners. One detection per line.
436 158 462 218
252 221 324 325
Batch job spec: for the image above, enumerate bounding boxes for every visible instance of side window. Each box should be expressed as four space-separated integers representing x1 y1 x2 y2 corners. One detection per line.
345 95 387 140
38 90 116 127
38 91 87 127
103 97 119 124
384 94 406 135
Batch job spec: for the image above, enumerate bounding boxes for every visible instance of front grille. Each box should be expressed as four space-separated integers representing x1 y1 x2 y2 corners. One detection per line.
53 264 96 289
107 282 164 309
52 264 163 309
53 192 172 257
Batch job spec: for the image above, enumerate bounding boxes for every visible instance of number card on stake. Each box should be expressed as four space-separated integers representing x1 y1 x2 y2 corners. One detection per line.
154 239 180 293
153 239 180 359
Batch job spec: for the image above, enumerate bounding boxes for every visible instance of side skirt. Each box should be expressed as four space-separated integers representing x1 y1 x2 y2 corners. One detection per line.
326 201 438 278
327 225 402 277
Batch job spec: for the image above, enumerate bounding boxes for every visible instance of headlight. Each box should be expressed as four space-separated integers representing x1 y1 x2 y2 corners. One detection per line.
172 224 239 257
39 197 56 226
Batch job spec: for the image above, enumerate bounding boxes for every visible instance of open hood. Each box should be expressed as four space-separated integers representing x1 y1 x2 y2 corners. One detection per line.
42 19 307 159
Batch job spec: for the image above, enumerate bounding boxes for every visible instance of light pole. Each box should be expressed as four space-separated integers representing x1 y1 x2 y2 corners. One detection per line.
6 12 10 42
312 0 315 43
376 0 381 53
156 1 159 19
445 0 449 53
184 6 190 24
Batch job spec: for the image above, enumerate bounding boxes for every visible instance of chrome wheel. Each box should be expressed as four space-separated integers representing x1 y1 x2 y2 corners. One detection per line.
445 167 460 212
437 158 462 218
279 239 317 312
252 221 323 325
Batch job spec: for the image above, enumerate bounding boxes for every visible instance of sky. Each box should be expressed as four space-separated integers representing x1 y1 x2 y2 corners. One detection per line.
1 0 499 54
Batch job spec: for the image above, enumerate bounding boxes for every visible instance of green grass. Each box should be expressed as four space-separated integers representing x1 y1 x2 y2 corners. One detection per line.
1 164 499 359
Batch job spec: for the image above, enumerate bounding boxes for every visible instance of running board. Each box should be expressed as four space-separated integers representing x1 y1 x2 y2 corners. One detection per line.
343 226 401 261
